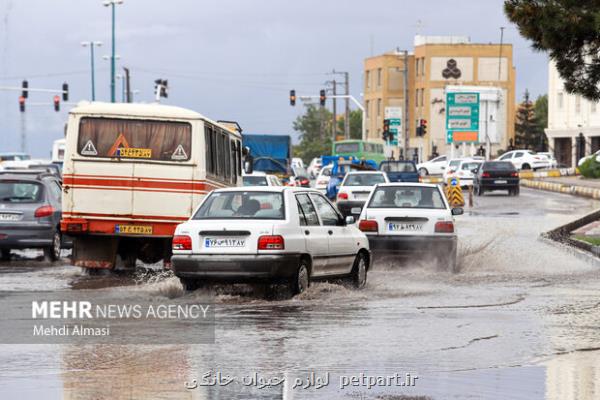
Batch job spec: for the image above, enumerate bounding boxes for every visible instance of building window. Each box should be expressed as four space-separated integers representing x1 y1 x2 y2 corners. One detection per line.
576 96 581 114
416 59 420 77
366 70 370 89
558 92 563 109
377 68 382 87
377 98 381 116
421 57 425 76
415 90 419 108
366 100 370 118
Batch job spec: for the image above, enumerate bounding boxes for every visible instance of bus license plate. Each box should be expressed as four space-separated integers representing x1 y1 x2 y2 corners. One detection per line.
204 238 246 248
116 225 153 234
388 223 423 232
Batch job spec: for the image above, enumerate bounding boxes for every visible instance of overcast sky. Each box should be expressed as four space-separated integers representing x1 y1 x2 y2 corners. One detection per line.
0 0 548 157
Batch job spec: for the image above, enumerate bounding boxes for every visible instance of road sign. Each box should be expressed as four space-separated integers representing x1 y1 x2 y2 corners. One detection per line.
385 107 402 146
446 92 479 144
450 178 458 187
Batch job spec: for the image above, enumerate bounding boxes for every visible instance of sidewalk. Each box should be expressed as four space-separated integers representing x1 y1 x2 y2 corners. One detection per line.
521 175 600 199
539 175 600 189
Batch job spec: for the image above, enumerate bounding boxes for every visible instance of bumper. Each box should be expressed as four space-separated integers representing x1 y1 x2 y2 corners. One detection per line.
479 178 519 190
0 224 54 249
336 200 366 218
367 235 456 258
171 253 302 281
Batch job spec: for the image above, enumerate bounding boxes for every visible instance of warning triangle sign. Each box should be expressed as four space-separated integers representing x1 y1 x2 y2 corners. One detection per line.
171 144 188 160
108 133 131 156
81 140 98 156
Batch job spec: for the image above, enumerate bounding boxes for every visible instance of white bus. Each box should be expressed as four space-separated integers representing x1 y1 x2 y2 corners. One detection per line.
61 102 247 270
51 138 66 165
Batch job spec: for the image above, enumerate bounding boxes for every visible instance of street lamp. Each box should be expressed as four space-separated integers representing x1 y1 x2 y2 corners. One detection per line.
81 41 102 101
103 0 124 103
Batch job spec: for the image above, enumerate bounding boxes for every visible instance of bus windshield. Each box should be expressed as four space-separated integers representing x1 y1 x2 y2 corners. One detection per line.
335 143 360 153
77 117 192 161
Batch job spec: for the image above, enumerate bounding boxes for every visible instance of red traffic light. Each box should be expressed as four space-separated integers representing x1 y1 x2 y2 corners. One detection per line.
18 96 25 112
53 95 60 112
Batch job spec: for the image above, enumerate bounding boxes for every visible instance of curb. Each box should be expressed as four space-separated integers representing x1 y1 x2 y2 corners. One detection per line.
521 179 600 199
518 167 576 179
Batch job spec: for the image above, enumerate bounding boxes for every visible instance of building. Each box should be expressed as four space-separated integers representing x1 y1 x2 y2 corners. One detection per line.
363 35 516 161
545 60 600 168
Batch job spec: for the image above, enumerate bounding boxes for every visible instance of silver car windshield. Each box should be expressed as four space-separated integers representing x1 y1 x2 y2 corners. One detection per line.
0 181 43 203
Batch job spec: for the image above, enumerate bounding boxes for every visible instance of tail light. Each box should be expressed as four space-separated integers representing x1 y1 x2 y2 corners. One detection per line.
172 235 192 250
482 172 491 178
258 235 284 250
300 179 309 186
358 220 378 232
435 221 454 233
511 172 519 177
338 192 348 200
34 205 55 218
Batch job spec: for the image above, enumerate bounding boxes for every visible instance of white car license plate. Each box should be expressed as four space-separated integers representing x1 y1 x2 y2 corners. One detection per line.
0 213 21 221
351 207 362 215
495 180 507 184
204 238 246 248
388 222 423 232
354 193 369 200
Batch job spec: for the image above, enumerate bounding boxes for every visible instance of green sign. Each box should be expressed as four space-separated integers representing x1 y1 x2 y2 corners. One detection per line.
446 92 479 144
389 118 401 146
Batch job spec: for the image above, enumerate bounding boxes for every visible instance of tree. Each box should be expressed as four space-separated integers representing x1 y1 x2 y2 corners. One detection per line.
292 105 333 163
515 90 538 149
505 0 600 100
534 94 548 151
336 109 363 140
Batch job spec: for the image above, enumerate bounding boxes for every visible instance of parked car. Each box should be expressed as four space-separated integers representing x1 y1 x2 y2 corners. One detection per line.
577 149 600 167
171 187 370 295
307 157 322 178
379 160 419 182
537 152 558 168
314 164 333 194
0 170 64 261
473 161 520 196
416 155 448 176
242 173 282 186
336 171 389 219
496 150 550 170
357 183 461 271
444 158 483 187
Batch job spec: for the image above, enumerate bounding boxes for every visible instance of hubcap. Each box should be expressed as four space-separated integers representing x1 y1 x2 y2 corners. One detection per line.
53 233 61 259
297 265 308 293
357 258 366 287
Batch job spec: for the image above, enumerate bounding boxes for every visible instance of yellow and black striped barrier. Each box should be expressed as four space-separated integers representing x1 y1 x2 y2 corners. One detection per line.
444 178 465 207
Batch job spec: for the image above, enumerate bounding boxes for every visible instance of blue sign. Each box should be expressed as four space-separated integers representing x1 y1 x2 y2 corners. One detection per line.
450 178 458 187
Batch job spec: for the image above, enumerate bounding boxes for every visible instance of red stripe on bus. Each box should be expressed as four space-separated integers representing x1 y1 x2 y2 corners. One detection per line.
63 176 220 192
62 218 179 236
66 185 208 195
63 173 231 188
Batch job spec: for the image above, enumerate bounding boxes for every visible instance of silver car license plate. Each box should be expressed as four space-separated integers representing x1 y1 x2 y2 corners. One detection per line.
204 238 246 248
495 180 507 184
0 213 21 221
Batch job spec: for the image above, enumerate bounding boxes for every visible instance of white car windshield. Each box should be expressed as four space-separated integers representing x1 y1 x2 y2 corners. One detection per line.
343 174 386 186
368 186 446 209
194 191 285 220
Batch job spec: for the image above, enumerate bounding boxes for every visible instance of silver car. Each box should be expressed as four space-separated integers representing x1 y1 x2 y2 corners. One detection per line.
0 171 64 261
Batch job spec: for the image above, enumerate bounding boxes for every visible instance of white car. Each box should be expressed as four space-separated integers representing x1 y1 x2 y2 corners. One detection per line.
444 159 483 187
242 173 282 187
291 157 305 170
496 150 550 170
416 155 448 176
336 171 389 219
442 158 468 183
171 187 370 295
577 150 600 167
357 183 461 271
537 152 558 168
307 157 322 178
314 164 332 194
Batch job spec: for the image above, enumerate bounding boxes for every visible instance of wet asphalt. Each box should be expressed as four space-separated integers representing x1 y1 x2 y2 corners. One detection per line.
0 188 599 400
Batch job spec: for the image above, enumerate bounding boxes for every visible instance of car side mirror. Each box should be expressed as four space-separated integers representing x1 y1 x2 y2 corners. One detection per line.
451 208 464 216
244 156 254 175
345 215 355 225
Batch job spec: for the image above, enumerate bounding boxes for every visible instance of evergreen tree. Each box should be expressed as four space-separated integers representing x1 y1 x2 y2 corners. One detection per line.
533 94 548 151
292 105 333 163
515 90 538 149
505 0 600 100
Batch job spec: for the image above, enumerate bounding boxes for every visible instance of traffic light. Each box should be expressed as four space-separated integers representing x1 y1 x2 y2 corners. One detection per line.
420 119 427 136
319 89 326 106
18 96 25 112
53 95 60 112
382 118 390 142
21 80 28 98
62 83 69 101
289 90 296 106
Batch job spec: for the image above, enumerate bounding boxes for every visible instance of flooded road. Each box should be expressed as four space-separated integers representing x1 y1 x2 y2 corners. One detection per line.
0 188 599 399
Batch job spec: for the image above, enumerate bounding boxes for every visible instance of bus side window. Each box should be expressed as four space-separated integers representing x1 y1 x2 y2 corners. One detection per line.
205 126 214 175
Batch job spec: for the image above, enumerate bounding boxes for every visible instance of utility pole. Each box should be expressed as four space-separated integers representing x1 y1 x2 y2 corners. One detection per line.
498 27 505 81
123 67 131 103
20 111 26 153
332 79 337 141
103 0 124 103
402 49 409 160
344 72 350 139
81 41 102 101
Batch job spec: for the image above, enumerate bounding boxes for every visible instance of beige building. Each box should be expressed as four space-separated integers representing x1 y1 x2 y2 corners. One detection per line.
364 35 516 161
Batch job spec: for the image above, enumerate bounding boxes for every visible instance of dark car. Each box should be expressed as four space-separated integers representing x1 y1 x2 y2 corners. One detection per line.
0 171 65 261
379 160 419 182
473 161 520 196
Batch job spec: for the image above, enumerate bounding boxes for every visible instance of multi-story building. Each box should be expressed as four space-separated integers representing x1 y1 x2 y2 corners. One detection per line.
546 60 600 168
364 35 516 161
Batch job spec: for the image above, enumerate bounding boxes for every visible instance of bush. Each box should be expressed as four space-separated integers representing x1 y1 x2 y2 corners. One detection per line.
578 156 600 178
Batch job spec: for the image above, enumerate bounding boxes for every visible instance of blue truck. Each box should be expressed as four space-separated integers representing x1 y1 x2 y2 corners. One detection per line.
379 160 419 182
242 134 292 174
